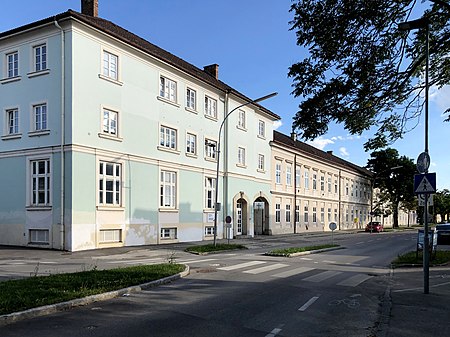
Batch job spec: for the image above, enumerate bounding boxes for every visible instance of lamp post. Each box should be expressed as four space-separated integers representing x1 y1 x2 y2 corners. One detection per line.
399 17 430 294
212 92 278 246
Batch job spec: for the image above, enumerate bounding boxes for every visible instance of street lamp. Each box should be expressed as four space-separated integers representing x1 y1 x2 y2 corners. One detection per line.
212 92 278 246
399 17 430 294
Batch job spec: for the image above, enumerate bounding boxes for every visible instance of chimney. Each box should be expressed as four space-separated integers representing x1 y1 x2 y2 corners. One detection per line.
327 150 333 155
203 64 219 79
81 0 99 17
291 131 297 141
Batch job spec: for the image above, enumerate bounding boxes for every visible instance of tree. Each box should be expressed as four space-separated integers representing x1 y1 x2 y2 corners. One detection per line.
433 189 450 222
366 148 417 227
289 0 450 150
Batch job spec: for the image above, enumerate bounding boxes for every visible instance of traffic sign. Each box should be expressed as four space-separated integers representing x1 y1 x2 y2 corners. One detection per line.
414 173 436 194
418 194 433 206
416 152 430 174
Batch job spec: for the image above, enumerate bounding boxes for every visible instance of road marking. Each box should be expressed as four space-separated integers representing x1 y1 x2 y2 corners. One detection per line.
272 266 314 278
303 270 342 282
298 296 320 311
265 326 284 337
300 257 313 261
178 258 217 264
322 260 336 264
217 261 266 271
337 274 373 287
356 241 365 245
243 263 288 274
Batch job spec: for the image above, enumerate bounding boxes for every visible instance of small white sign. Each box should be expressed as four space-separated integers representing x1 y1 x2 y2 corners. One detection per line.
254 202 265 210
418 194 433 206
207 213 215 223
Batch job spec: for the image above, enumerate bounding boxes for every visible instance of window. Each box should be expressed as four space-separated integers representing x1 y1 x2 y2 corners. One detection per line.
102 108 117 136
320 207 325 223
160 170 176 208
100 229 122 243
312 207 317 223
296 166 301 188
334 208 338 222
34 44 47 72
304 202 309 223
29 229 49 244
186 88 196 110
286 204 291 223
99 162 121 206
205 139 217 159
7 51 18 78
346 182 349 195
275 162 282 184
238 110 246 129
275 203 281 223
205 226 215 236
335 179 338 194
33 104 47 131
295 204 300 223
161 228 177 239
160 126 177 150
304 170 309 189
160 76 177 102
103 51 118 80
205 177 216 209
205 95 217 118
328 208 332 222
320 176 325 191
186 133 197 155
258 154 265 171
30 159 51 206
328 176 332 193
258 120 265 138
312 173 317 190
7 108 19 134
286 165 292 186
238 147 246 166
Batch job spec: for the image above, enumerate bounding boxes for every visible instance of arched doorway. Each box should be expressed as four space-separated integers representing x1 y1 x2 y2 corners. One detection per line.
236 198 248 236
254 197 269 235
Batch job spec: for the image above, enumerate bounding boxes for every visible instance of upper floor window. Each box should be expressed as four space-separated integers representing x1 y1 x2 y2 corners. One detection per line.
7 108 19 135
102 108 118 136
320 175 325 191
205 95 217 118
34 44 47 72
295 166 301 188
205 177 216 209
328 176 332 193
99 162 121 206
160 126 177 150
205 139 217 159
312 173 317 190
286 165 292 186
304 170 309 189
103 51 118 80
186 133 197 155
30 159 51 206
160 170 177 208
258 120 265 138
238 147 246 166
160 76 177 102
7 52 19 78
238 110 246 129
186 88 196 110
258 154 265 171
33 104 47 131
275 162 282 184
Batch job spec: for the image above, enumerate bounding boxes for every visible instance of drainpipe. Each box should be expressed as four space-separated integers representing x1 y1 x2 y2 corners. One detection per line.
54 19 65 250
338 169 342 230
223 90 230 239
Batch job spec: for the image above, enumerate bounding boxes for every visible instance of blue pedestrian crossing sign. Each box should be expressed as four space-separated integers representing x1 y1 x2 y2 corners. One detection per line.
414 173 436 194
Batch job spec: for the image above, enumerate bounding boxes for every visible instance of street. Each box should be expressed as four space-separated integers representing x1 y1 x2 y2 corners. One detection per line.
1 231 417 337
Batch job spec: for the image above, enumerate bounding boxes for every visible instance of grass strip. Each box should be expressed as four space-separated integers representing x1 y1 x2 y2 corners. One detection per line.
185 243 247 254
392 250 450 267
0 263 184 315
267 244 340 257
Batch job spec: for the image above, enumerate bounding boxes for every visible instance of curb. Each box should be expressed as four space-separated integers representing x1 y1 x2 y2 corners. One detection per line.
0 265 190 327
265 246 345 257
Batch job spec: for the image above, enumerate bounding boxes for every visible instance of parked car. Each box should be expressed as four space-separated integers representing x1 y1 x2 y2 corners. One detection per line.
435 223 450 245
365 221 383 232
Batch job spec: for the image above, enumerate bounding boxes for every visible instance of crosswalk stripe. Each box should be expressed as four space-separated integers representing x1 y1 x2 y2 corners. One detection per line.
337 274 373 287
272 266 315 278
302 270 342 282
217 261 266 271
178 258 217 264
243 263 289 274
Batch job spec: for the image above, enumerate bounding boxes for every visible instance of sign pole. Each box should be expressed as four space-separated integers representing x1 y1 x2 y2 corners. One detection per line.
424 193 429 294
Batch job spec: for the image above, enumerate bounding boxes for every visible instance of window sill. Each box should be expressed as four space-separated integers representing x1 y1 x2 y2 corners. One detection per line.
28 69 50 78
204 157 217 163
1 133 22 140
186 153 198 159
26 206 52 211
204 114 218 122
157 146 180 155
257 134 266 140
0 76 21 84
96 206 125 211
28 130 50 137
257 169 266 174
236 125 247 132
157 96 180 107
98 133 123 142
185 107 198 114
98 74 123 86
236 164 247 169
158 208 179 212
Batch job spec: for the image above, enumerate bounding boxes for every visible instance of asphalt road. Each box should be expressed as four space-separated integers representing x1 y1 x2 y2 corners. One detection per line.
1 231 417 337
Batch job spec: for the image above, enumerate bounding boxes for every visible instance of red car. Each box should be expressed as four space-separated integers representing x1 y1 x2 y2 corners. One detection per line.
365 221 383 232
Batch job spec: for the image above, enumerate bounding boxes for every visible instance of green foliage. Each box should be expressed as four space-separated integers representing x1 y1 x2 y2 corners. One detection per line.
0 264 184 315
392 250 450 266
185 243 247 254
267 244 339 256
433 189 450 222
289 0 450 149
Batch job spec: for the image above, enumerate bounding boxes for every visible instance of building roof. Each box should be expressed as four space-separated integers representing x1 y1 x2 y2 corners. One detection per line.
272 131 374 178
0 9 280 121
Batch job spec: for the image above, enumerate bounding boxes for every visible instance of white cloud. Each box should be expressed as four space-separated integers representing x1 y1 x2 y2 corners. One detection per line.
306 136 335 150
430 85 450 117
273 120 283 130
339 147 349 157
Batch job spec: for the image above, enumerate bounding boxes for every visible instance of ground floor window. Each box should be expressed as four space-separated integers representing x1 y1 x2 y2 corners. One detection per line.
205 226 215 236
99 229 122 243
161 227 177 239
30 159 51 206
29 229 49 244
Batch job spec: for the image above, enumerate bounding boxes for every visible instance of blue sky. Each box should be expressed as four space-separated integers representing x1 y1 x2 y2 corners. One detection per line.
2 0 449 190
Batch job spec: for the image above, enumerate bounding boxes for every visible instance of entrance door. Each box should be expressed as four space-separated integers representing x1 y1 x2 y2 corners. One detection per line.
254 201 264 235
236 202 243 235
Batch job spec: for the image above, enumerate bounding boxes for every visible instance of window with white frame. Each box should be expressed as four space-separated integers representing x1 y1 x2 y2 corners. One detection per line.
160 126 177 150
34 44 47 72
258 154 265 171
29 229 49 244
304 202 309 223
296 166 301 188
238 109 246 129
286 165 292 186
334 208 338 222
186 133 196 155
205 139 217 159
320 207 325 223
304 169 309 189
205 95 217 118
160 76 177 102
6 108 19 135
33 104 47 131
205 226 215 236
334 178 338 194
99 162 121 206
328 207 332 222
312 173 317 190
205 177 216 209
186 88 196 110
312 206 317 223
99 229 122 243
161 227 177 239
328 176 332 193
103 51 118 80
275 161 282 184
30 159 51 206
6 51 18 78
102 108 118 136
160 170 176 208
295 204 300 223
286 203 291 223
258 120 265 138
237 147 246 166
275 203 281 223
320 175 325 191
